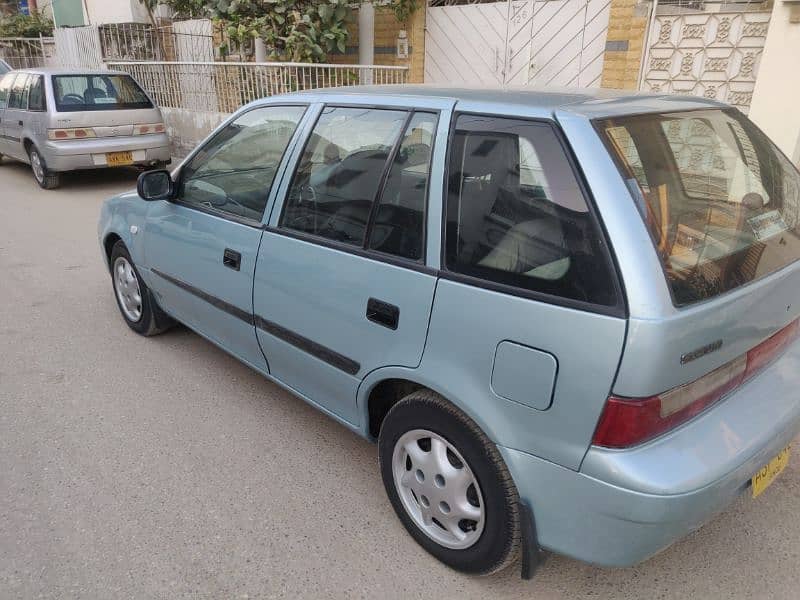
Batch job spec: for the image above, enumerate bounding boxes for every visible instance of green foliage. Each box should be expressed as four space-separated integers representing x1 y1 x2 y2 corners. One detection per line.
391 0 419 26
0 12 54 37
163 0 352 63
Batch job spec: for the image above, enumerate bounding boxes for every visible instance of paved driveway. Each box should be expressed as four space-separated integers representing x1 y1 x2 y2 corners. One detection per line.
1 161 798 599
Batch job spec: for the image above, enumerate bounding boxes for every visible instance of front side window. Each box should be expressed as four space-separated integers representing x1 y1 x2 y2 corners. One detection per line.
52 74 153 111
0 73 14 108
444 114 618 306
280 106 409 247
178 105 307 222
7 74 28 109
28 75 45 111
599 109 800 306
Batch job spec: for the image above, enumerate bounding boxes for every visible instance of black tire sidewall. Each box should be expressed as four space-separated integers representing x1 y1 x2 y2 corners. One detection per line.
379 396 518 575
110 241 156 335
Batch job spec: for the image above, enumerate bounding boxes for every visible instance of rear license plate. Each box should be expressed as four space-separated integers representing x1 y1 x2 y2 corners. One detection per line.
752 446 790 498
106 151 133 166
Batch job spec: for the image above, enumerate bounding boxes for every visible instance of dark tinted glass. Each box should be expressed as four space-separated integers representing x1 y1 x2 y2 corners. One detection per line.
600 109 800 306
280 106 408 246
28 76 45 111
178 105 306 222
444 114 617 306
368 112 437 260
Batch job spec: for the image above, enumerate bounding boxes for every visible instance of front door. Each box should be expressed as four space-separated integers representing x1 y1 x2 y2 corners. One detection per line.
142 104 308 370
253 105 444 425
2 73 29 160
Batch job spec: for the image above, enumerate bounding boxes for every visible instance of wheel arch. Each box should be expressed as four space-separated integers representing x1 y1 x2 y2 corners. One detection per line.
103 232 123 272
358 367 498 445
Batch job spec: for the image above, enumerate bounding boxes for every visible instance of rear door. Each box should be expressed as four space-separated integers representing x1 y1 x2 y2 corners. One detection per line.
253 101 449 425
142 104 308 369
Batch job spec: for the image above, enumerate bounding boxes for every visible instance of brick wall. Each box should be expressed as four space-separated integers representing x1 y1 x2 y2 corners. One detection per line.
601 0 651 89
328 5 425 83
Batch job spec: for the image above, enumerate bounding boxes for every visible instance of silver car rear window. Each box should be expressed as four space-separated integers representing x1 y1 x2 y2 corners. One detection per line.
598 109 800 306
52 74 153 112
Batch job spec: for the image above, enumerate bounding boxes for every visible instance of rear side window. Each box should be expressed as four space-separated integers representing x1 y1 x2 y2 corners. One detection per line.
444 114 618 306
281 107 431 258
28 76 45 111
599 109 800 306
52 74 153 112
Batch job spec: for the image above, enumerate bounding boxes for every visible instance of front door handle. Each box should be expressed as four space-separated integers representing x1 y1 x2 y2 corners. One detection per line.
223 248 241 271
366 298 399 330
18 120 23 126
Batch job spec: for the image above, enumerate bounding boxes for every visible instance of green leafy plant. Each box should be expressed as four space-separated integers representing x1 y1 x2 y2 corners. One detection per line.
391 0 419 27
0 12 54 37
162 0 352 63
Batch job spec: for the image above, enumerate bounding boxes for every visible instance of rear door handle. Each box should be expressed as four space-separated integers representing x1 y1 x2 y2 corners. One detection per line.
18 120 22 126
366 298 399 330
223 248 241 271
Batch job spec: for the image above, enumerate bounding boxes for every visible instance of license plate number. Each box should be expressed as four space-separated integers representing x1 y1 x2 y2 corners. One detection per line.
752 446 790 498
106 151 133 166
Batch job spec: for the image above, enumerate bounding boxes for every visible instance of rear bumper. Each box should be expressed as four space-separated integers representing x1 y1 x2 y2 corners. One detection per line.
503 340 800 567
42 134 170 172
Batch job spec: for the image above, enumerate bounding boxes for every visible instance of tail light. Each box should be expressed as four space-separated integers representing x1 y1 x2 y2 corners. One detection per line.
593 319 800 449
133 123 165 135
47 128 97 140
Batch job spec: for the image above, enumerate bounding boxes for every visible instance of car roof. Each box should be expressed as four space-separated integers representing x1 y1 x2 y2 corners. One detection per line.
275 84 730 119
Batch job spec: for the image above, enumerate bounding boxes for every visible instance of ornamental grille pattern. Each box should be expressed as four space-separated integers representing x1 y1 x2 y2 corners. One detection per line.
641 10 771 114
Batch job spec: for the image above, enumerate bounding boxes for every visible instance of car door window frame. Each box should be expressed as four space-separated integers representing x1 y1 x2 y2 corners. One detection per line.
270 103 441 271
439 111 627 318
27 75 46 112
170 102 310 229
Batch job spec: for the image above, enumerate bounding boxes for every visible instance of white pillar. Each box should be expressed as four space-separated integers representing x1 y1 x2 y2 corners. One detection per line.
359 2 375 83
254 38 267 63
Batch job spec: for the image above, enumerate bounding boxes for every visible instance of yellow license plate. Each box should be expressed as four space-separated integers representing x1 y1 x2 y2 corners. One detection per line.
752 446 790 498
106 151 133 166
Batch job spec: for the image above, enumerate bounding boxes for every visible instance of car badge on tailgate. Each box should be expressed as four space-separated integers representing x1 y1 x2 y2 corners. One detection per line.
681 339 723 364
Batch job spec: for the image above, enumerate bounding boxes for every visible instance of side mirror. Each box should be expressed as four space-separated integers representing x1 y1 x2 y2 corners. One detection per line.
137 169 173 201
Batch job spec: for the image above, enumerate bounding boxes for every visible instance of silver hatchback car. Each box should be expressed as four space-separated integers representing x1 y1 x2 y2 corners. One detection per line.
0 68 170 189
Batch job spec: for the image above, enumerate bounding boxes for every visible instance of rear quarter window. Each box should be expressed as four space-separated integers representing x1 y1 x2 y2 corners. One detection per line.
444 114 619 308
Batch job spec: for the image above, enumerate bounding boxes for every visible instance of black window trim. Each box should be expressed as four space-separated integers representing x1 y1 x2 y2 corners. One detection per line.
169 102 311 229
439 110 628 319
274 103 442 267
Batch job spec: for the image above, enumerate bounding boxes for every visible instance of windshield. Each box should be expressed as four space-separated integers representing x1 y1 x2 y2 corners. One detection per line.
52 74 153 112
598 109 800 306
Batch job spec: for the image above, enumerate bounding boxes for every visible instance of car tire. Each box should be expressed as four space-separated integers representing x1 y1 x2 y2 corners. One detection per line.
29 146 60 189
110 240 175 336
378 390 521 576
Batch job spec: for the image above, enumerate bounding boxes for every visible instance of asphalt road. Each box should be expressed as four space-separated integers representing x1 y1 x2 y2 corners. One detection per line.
1 161 799 600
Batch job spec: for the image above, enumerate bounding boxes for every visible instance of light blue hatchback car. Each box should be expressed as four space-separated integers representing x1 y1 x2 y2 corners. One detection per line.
98 86 800 576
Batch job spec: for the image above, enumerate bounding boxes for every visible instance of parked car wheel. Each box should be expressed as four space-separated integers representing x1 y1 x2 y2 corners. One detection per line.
28 146 60 190
378 390 521 575
110 240 174 336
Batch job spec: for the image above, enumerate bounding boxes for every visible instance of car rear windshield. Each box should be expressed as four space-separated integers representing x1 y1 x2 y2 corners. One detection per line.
598 109 800 306
52 74 153 112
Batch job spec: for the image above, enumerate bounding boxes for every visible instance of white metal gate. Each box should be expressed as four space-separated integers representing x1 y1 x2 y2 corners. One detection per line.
640 4 772 114
54 26 103 69
425 0 611 88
